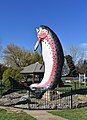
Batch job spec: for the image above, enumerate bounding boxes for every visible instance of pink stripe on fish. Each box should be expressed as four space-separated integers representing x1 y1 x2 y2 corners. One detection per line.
34 36 57 88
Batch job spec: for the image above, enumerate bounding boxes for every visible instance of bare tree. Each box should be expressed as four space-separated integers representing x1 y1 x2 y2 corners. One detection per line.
66 44 85 65
0 40 4 64
76 60 87 75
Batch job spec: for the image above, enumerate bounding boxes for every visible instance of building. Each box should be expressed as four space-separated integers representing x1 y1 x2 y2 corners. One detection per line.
20 62 44 83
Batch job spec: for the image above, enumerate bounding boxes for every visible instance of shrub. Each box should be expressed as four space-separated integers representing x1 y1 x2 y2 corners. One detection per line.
2 68 23 88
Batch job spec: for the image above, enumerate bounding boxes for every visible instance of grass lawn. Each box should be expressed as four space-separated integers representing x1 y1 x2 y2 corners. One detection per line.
57 82 87 92
48 107 87 120
0 108 36 120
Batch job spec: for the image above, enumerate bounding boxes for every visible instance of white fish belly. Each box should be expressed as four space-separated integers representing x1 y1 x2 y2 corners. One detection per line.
39 40 53 86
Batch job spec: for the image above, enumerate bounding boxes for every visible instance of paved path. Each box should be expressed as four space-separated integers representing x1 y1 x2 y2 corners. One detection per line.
25 110 67 120
0 106 67 120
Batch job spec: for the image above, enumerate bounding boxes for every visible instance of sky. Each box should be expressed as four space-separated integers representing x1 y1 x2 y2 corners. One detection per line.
0 0 87 55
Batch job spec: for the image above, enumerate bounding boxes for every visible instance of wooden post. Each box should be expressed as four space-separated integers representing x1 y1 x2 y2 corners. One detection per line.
70 88 73 109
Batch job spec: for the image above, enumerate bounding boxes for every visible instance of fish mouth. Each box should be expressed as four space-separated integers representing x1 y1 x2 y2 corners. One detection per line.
34 27 48 51
34 28 40 51
34 38 41 51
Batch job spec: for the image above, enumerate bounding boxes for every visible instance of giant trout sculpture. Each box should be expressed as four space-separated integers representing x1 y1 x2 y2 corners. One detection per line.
2 25 64 99
30 25 64 98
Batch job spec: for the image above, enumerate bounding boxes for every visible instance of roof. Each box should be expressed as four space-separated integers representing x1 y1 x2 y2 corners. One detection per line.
20 62 45 74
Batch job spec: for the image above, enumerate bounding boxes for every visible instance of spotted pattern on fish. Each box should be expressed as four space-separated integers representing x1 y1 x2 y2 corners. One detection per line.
30 25 64 91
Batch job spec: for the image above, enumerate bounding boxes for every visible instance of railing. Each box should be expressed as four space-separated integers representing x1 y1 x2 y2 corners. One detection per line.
0 82 87 110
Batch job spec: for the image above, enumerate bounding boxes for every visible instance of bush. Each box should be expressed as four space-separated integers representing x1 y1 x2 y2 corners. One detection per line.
2 68 23 88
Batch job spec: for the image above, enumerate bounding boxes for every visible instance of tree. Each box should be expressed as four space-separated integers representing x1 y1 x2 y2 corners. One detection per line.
65 55 78 76
2 68 23 88
3 43 32 68
3 43 43 69
66 44 85 65
0 40 4 64
3 44 42 68
31 51 43 64
0 64 7 79
76 60 87 75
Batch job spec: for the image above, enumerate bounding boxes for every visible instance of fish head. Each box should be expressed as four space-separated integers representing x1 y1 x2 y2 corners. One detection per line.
34 26 49 51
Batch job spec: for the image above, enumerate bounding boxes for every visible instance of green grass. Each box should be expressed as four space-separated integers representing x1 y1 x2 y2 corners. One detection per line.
0 108 36 120
48 107 87 120
56 82 87 92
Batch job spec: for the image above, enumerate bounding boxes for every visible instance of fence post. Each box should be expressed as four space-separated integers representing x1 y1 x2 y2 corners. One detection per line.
0 81 2 98
74 82 76 90
28 90 30 110
70 88 73 109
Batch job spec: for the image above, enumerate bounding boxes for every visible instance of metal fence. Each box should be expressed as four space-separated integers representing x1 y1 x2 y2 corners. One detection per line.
27 88 73 110
0 82 87 110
